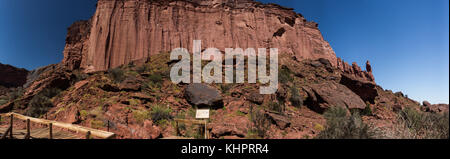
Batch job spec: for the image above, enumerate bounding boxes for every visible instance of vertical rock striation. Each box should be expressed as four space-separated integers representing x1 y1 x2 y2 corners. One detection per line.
62 0 338 72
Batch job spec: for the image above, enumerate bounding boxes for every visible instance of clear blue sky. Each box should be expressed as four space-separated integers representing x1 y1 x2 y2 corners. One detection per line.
0 0 448 104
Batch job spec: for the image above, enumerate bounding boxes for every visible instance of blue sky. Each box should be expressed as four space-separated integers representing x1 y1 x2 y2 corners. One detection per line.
0 0 448 104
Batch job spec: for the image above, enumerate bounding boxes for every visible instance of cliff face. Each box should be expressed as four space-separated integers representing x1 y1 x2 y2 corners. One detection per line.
0 63 29 88
62 0 337 72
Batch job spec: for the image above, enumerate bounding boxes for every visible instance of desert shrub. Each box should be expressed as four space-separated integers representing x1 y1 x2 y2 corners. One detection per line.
80 110 89 118
279 66 293 84
248 106 271 138
147 52 171 77
128 99 141 107
140 72 164 91
128 71 139 77
148 73 163 83
0 96 8 105
8 87 24 101
0 99 7 105
133 109 150 124
314 123 325 132
398 107 449 139
316 107 377 139
25 88 62 118
150 104 173 124
219 84 233 94
127 62 136 68
108 68 125 83
90 120 104 129
399 107 426 130
289 86 303 108
361 104 373 116
266 101 283 113
136 64 150 74
71 70 89 84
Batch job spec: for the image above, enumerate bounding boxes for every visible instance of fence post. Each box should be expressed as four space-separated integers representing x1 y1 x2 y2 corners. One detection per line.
49 123 53 139
176 121 180 136
86 131 91 139
9 114 13 139
204 120 207 139
25 119 31 139
107 120 110 132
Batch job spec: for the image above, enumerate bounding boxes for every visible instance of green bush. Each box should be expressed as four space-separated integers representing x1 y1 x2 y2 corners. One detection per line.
108 68 125 83
25 88 62 118
316 107 376 139
361 104 373 116
398 107 449 139
150 105 173 124
289 86 303 108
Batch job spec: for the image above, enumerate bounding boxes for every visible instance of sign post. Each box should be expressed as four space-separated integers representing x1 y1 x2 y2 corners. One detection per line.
195 109 210 139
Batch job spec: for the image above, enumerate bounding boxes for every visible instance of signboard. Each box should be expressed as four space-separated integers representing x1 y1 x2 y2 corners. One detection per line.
196 109 210 119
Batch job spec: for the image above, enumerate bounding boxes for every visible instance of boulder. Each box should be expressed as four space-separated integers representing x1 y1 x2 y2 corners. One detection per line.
210 116 248 138
422 101 432 107
100 83 120 92
318 58 332 68
248 92 264 105
424 104 449 114
119 78 142 92
304 81 366 113
266 112 291 130
131 93 154 103
184 84 223 109
340 74 378 104
310 61 323 68
133 120 162 139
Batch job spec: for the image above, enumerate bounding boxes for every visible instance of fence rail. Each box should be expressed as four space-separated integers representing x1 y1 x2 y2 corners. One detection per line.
0 112 115 139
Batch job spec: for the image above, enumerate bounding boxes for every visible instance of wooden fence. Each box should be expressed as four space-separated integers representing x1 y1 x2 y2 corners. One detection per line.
0 112 115 139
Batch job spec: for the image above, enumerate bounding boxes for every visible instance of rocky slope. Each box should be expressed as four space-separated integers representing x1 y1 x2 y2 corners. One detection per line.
2 53 447 139
1 0 447 139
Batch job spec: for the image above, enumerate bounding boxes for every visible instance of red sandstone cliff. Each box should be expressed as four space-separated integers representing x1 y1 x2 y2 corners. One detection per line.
62 0 374 82
63 0 337 71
